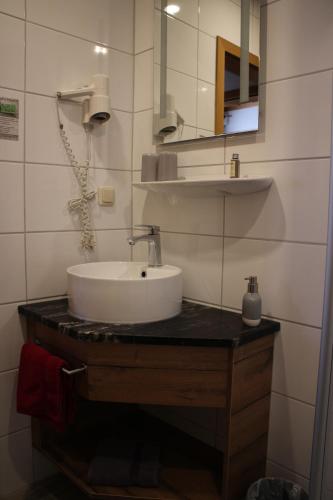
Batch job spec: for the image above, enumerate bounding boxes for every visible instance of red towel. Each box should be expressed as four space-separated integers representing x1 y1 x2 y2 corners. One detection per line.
17 343 75 432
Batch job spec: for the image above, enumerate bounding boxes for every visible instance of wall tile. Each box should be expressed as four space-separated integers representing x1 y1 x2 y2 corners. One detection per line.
0 14 25 90
153 9 161 65
25 165 131 231
26 95 132 168
167 139 225 167
0 88 24 162
268 393 315 478
155 0 199 28
197 80 215 132
223 238 326 327
90 170 131 230
135 0 154 54
0 304 26 372
94 230 131 262
26 230 131 299
166 68 197 127
26 0 134 53
134 50 154 111
133 110 155 170
91 110 133 170
0 370 30 438
133 167 224 235
225 159 330 244
25 94 85 166
266 460 309 492
199 0 241 45
0 234 25 304
272 321 321 406
26 231 85 299
226 72 333 162
0 429 33 497
0 0 25 18
250 12 260 57
198 32 216 85
0 163 24 233
26 23 133 111
166 17 198 78
155 232 223 305
263 0 333 82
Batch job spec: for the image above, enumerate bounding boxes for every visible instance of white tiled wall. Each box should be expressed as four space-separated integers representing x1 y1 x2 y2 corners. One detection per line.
0 0 134 497
133 0 332 490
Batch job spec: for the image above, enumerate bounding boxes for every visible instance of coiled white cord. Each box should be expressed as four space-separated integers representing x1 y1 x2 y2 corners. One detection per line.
56 98 96 250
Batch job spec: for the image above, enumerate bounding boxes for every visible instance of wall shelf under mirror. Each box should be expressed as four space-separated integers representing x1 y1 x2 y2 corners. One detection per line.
133 176 273 197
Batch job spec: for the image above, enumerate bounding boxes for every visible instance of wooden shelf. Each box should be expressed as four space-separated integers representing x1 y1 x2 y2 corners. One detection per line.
34 409 222 500
133 176 273 197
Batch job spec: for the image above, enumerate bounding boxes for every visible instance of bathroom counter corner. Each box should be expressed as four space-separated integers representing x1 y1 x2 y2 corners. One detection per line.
18 298 279 347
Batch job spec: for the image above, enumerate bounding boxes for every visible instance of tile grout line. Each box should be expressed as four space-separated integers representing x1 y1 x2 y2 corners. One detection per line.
0 426 32 441
271 390 316 409
0 229 328 247
131 154 331 169
0 228 131 235
25 19 135 57
185 298 322 331
158 230 328 247
261 66 333 86
23 0 28 305
0 85 133 115
23 162 133 171
267 458 310 483
154 59 215 87
220 137 227 308
130 0 136 262
221 304 322 331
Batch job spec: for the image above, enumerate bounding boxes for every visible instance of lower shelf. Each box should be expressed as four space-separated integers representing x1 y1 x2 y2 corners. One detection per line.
34 409 223 500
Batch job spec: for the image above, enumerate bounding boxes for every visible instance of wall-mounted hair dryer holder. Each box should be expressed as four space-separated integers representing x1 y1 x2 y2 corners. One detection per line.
57 74 111 125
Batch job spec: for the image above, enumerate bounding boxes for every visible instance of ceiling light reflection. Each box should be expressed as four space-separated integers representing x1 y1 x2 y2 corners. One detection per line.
94 46 108 55
164 4 180 15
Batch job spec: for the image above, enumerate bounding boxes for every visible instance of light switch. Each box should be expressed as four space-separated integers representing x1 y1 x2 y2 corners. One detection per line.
98 186 115 206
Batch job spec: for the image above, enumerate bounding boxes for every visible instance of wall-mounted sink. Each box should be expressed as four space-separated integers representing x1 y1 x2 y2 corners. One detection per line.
67 261 183 324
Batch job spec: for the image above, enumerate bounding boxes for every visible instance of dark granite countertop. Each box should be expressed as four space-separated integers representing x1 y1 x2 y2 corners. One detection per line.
18 299 279 348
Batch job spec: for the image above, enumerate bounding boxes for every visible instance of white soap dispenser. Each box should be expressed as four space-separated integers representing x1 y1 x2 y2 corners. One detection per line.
242 276 262 327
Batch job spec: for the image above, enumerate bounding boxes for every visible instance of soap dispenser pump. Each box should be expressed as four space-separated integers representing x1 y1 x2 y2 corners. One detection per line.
242 276 262 327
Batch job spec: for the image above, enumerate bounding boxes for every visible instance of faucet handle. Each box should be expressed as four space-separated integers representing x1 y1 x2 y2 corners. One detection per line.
134 224 160 234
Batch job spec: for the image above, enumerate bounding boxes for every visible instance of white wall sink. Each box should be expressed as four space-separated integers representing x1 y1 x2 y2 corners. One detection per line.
67 261 183 324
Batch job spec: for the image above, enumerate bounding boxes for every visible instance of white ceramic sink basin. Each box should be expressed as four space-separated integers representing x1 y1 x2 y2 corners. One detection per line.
67 261 183 324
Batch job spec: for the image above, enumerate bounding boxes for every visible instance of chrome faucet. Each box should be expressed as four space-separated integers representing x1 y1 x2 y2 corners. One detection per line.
128 225 162 267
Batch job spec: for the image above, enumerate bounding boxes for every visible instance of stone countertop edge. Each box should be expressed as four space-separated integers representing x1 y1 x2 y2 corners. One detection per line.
18 299 280 348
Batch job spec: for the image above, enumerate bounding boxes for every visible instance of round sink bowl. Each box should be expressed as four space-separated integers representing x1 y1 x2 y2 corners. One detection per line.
67 261 183 324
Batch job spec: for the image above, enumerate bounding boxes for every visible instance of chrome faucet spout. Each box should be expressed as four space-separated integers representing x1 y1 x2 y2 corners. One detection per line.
127 225 162 267
128 234 149 246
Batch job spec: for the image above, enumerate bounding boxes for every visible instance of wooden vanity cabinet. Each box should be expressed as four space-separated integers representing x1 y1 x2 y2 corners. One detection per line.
26 316 275 500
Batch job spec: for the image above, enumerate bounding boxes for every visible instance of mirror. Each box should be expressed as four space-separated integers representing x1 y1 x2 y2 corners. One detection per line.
153 0 260 144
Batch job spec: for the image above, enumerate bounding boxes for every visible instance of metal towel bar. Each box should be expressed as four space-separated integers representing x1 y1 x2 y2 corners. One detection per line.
62 364 87 376
33 339 87 375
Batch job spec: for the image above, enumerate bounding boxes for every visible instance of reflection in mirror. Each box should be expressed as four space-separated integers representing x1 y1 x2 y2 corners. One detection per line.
153 0 261 145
